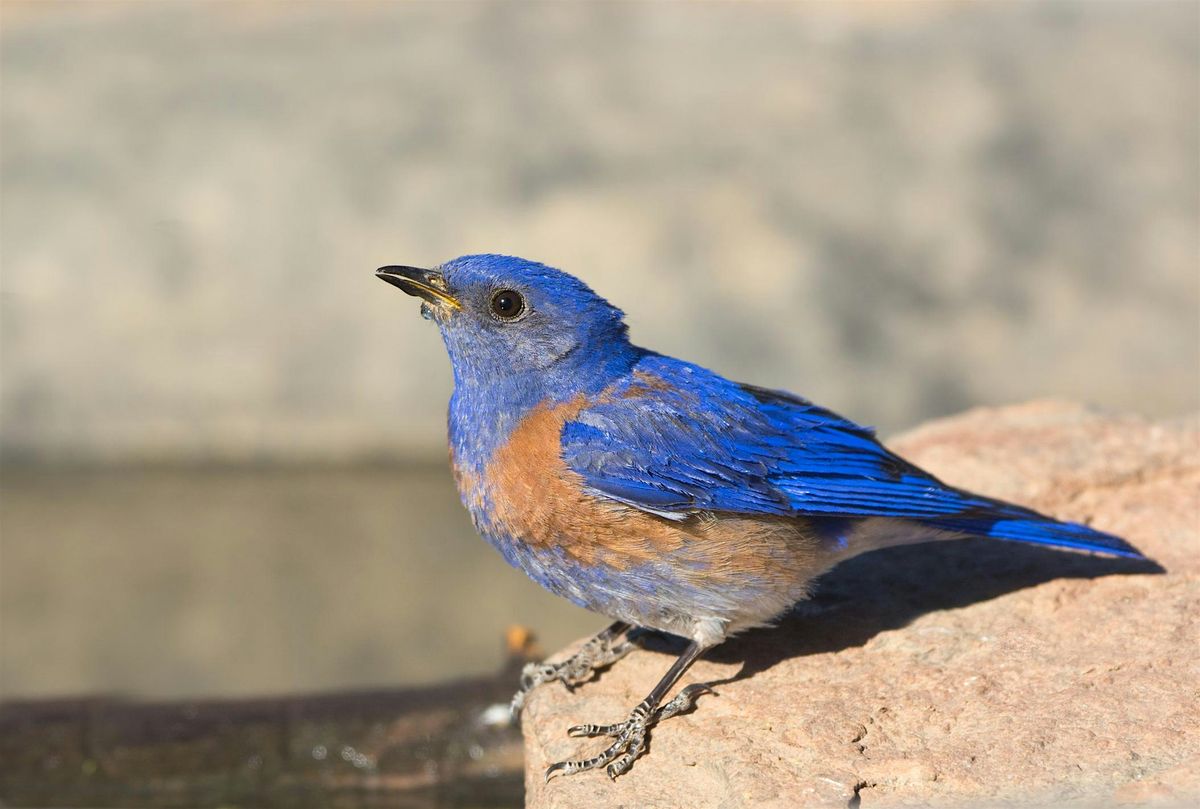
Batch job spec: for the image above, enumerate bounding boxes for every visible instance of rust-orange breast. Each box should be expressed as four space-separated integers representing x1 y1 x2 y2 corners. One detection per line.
473 393 823 588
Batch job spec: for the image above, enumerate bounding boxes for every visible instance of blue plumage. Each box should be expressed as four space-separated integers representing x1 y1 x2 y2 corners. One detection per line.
376 254 1147 780
561 353 1140 557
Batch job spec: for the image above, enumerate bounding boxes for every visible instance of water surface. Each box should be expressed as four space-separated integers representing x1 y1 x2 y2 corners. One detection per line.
1 465 603 699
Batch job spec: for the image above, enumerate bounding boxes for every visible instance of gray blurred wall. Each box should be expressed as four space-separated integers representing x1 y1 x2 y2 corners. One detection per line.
2 1 1197 464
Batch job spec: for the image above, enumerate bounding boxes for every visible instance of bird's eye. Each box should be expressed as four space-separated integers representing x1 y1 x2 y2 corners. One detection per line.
490 289 525 320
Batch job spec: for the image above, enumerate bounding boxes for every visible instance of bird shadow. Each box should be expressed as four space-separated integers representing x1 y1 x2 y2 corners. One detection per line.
636 538 1163 688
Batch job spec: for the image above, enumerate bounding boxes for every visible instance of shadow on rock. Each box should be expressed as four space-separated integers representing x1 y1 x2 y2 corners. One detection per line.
639 538 1163 686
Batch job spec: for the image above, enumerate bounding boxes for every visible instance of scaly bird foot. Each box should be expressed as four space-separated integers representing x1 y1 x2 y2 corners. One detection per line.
510 627 636 717
545 683 713 781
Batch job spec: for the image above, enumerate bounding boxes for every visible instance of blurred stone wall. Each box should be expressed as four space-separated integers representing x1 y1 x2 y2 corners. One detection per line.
2 1 1196 463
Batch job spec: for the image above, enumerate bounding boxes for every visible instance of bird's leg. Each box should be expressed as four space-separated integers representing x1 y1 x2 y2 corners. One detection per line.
545 640 713 781
511 621 634 716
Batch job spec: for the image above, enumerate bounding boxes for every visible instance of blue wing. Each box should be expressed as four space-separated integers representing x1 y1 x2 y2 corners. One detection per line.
562 354 952 520
560 355 1143 558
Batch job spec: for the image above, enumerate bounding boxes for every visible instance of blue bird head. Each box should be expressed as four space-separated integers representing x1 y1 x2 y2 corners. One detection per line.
377 255 638 398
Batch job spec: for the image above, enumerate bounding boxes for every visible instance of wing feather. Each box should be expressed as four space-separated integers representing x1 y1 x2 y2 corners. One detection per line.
560 355 980 521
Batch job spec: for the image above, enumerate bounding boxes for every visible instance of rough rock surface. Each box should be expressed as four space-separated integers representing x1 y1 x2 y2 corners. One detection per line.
521 402 1199 808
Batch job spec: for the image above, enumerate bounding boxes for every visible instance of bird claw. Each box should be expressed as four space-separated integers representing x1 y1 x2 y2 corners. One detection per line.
565 683 712 739
510 662 558 715
545 683 713 781
546 706 649 782
511 631 636 718
658 682 714 720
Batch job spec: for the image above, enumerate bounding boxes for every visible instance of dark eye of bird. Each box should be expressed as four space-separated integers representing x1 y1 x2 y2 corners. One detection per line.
490 289 525 320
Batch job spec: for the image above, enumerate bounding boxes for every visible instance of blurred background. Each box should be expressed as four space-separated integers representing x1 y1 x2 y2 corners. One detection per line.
2 0 1197 707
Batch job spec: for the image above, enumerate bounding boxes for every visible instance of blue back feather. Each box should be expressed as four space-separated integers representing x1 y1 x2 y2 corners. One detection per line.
561 355 1143 559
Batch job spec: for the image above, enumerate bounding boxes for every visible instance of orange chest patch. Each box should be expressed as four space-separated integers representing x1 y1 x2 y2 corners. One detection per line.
480 395 595 546
465 395 688 568
449 374 826 601
459 389 820 582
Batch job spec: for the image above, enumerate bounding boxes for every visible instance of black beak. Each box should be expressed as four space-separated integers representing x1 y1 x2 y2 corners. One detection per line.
375 266 460 310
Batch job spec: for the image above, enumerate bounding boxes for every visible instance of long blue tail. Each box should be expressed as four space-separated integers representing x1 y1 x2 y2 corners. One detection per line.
923 498 1144 559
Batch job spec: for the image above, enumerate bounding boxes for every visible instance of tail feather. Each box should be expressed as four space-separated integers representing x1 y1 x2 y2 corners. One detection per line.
924 499 1144 559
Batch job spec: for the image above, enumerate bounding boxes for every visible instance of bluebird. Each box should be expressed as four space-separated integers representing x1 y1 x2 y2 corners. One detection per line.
375 255 1144 780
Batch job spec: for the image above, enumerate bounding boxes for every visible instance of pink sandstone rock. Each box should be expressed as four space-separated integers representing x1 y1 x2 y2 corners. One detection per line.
521 401 1199 808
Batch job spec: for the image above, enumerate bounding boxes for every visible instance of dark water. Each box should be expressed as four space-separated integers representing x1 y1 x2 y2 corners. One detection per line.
1 465 603 700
